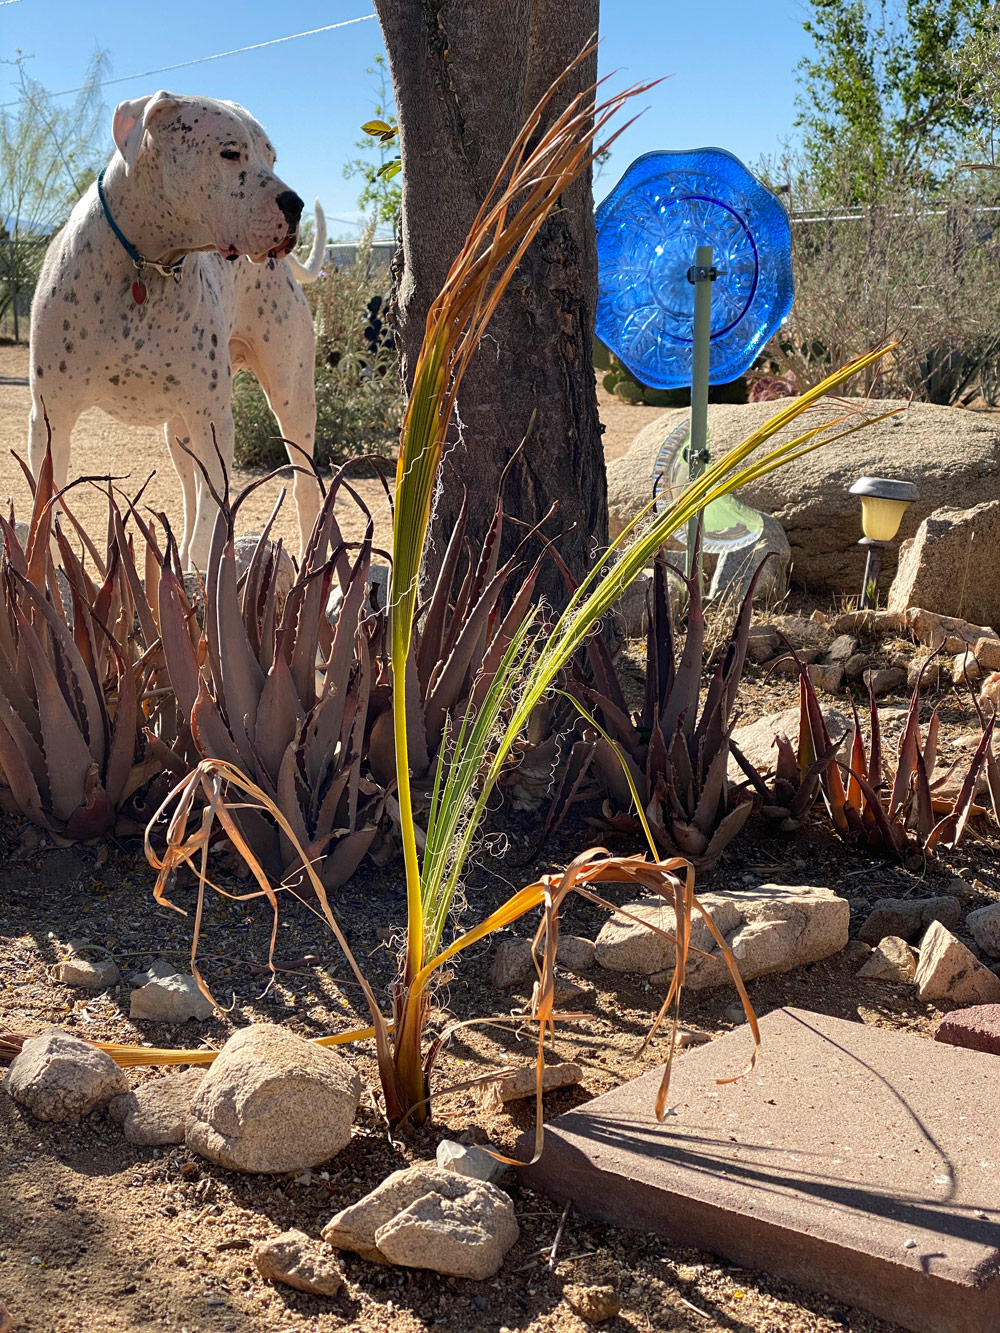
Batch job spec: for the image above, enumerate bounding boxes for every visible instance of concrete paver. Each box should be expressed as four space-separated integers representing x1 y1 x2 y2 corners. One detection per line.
519 1007 1000 1333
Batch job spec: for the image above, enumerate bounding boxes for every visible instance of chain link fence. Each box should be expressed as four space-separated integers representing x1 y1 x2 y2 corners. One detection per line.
0 237 47 343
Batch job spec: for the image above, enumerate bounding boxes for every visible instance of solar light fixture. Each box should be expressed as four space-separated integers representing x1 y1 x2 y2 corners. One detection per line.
849 476 918 609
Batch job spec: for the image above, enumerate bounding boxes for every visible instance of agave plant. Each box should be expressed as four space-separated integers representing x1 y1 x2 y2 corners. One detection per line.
149 469 386 887
0 446 164 838
562 553 759 869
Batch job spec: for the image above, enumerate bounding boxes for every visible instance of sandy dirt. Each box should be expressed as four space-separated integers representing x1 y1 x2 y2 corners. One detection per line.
0 343 658 560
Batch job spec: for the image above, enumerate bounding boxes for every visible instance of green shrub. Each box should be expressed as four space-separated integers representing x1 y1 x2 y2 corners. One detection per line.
232 230 404 469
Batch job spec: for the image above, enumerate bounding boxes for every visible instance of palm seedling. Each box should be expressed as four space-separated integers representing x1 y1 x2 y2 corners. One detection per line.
0 446 163 838
49 53 896 1133
368 463 553 798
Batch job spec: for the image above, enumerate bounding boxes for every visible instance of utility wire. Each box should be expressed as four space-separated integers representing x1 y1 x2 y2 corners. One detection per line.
0 14 377 108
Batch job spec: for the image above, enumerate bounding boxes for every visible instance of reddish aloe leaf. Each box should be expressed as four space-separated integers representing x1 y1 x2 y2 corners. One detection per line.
190 679 243 770
926 716 996 851
12 604 94 823
62 764 116 840
889 685 922 819
253 653 305 782
211 535 265 764
157 567 202 725
0 696 50 822
14 573 107 765
94 620 139 807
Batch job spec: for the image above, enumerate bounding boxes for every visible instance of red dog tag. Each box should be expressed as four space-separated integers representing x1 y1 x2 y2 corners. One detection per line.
132 280 147 305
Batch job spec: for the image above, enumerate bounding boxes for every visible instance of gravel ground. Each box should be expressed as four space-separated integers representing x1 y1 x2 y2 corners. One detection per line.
2 337 997 1332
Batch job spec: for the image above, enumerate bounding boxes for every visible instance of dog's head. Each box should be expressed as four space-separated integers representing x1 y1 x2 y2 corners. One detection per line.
112 92 303 263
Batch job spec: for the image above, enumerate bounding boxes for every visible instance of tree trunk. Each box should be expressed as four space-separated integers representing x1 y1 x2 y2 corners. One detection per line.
373 0 607 608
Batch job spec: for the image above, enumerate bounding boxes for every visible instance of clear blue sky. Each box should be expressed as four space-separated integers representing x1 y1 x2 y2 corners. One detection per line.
2 0 815 239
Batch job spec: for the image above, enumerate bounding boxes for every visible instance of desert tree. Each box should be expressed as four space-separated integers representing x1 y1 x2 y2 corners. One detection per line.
371 0 606 604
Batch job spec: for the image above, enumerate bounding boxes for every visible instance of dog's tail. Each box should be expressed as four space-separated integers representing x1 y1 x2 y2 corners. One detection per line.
287 199 327 285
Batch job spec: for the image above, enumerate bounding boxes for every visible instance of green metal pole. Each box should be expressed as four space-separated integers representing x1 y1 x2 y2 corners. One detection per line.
686 244 715 589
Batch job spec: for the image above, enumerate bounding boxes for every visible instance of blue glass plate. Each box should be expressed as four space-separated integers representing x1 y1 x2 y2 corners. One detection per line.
595 148 793 389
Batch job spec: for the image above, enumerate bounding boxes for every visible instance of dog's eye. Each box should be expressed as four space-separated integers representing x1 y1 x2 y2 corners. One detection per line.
220 149 241 161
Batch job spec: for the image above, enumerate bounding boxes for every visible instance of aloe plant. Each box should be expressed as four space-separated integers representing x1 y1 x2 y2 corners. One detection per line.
151 471 386 886
563 554 758 868
740 652 997 859
730 657 846 833
0 446 162 838
369 467 553 795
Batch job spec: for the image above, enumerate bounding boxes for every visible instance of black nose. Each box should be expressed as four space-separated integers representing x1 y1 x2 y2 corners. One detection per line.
276 190 303 228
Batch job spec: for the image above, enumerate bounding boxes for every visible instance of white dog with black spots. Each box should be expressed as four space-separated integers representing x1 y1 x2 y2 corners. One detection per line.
28 90 326 569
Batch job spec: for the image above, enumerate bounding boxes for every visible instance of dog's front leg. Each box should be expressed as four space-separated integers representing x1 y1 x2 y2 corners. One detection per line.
183 408 235 573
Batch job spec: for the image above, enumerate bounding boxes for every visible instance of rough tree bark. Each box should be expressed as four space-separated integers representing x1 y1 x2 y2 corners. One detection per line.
373 0 607 607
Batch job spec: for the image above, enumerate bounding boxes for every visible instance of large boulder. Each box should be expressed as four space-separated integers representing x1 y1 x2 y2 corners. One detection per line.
609 399 1000 594
185 1024 360 1172
887 501 1000 631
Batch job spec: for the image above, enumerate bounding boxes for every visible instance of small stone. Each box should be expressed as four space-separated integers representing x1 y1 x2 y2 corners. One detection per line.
130 971 215 1022
914 921 1000 1004
186 1024 360 1173
324 1164 500 1265
844 651 870 681
839 939 873 965
53 956 119 990
490 938 534 990
4 1030 127 1121
908 652 946 691
564 1283 622 1324
858 896 961 944
934 1004 1000 1055
826 633 859 663
708 513 790 607
864 666 908 697
0 1299 11 1333
975 637 1000 671
491 1060 582 1103
857 935 917 983
107 1068 206 1146
253 1229 344 1296
374 1179 519 1279
952 651 982 685
746 627 780 664
436 1139 507 1184
966 904 1000 958
808 661 844 694
596 885 848 989
551 978 588 1007
769 648 822 674
554 935 597 972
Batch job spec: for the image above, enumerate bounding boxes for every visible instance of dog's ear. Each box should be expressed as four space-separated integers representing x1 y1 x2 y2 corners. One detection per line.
112 91 181 173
